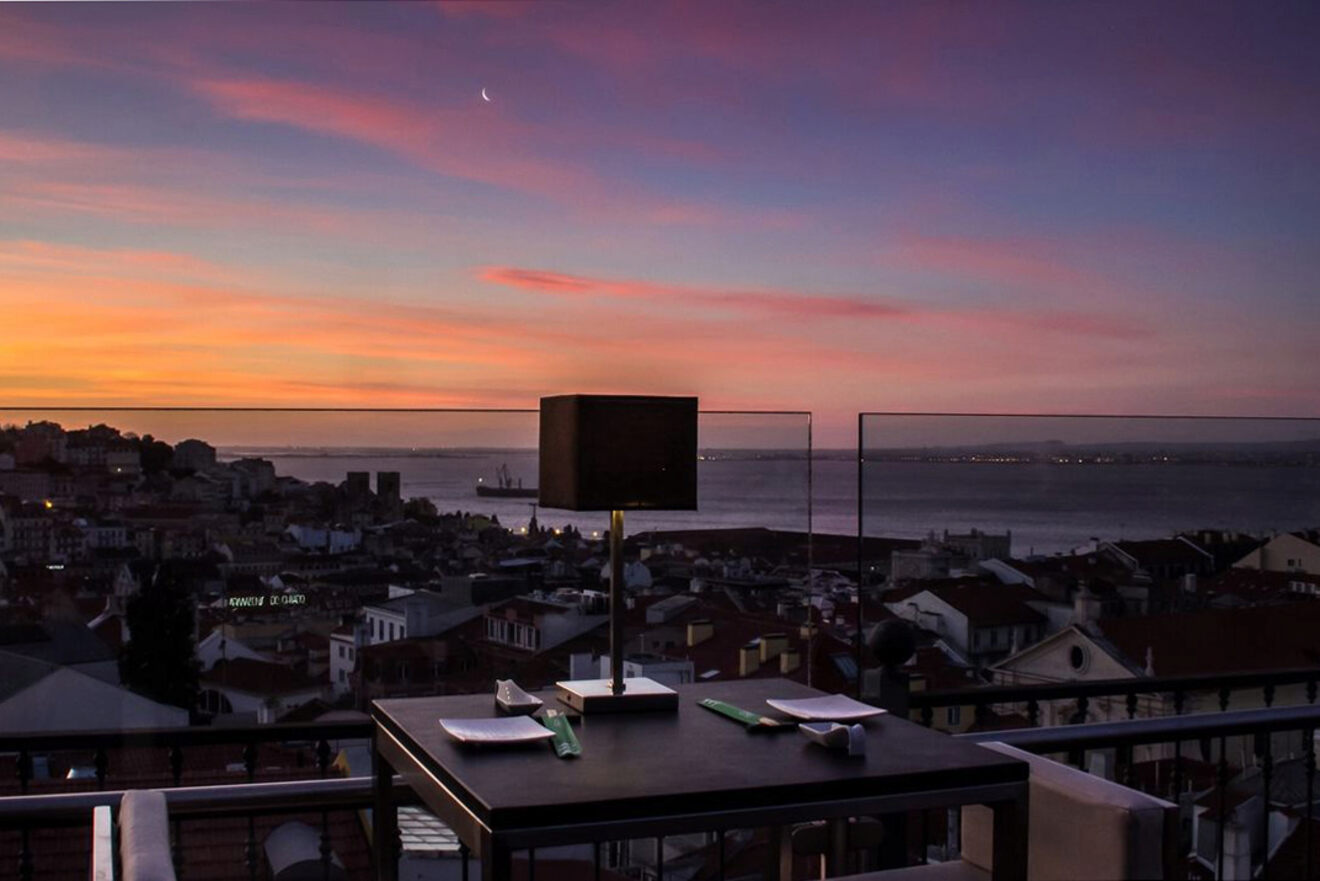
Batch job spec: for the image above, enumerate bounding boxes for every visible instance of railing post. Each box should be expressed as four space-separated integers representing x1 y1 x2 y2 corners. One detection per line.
19 826 33 881
866 622 915 872
1261 734 1273 881
16 748 31 795
243 741 257 783
372 737 399 881
317 738 333 881
1173 738 1184 803
246 815 259 881
1216 735 1228 881
1118 743 1134 787
94 747 108 791
1305 727 1315 881
1067 696 1089 768
173 818 184 879
169 744 184 788
974 700 991 728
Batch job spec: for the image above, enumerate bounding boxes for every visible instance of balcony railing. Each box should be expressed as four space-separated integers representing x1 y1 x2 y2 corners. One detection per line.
911 667 1320 728
959 705 1320 881
5 677 1320 880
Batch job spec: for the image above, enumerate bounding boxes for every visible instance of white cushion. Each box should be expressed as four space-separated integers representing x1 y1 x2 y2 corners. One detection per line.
119 790 176 881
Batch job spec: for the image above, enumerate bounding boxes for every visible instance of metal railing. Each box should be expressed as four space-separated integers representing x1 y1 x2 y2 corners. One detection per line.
5 698 1320 880
959 705 1320 881
910 667 1320 729
1 721 374 881
1 720 373 794
899 666 1320 881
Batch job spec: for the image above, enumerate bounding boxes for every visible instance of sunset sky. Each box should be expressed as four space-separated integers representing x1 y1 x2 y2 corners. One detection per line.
1 2 1317 444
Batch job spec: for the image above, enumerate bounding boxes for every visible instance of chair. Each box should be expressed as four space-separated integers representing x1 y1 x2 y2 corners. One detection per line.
118 790 177 881
832 741 1181 881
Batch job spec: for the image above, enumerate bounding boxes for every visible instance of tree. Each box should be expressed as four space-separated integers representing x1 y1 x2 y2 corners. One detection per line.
137 433 174 475
119 563 201 712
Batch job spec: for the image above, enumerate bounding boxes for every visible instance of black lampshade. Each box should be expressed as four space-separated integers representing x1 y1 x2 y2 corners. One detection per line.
539 395 698 511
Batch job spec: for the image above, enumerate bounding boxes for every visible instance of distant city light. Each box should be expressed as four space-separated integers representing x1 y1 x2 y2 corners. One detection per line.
43 499 53 509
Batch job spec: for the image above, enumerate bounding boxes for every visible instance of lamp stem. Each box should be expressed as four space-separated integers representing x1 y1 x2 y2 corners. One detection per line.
610 509 625 696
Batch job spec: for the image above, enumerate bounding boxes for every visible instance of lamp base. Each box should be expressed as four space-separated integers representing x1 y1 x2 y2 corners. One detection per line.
555 677 679 714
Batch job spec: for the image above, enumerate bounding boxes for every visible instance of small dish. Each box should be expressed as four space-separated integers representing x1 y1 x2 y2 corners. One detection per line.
765 694 886 722
439 716 555 744
495 679 543 715
799 722 867 756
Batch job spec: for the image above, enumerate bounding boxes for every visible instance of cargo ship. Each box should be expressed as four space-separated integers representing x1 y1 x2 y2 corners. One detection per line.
475 463 538 498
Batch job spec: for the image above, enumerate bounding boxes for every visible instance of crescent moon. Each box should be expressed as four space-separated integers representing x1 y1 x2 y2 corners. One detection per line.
481 88 491 102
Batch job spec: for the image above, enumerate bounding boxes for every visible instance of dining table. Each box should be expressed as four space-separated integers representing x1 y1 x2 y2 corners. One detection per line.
370 678 1029 880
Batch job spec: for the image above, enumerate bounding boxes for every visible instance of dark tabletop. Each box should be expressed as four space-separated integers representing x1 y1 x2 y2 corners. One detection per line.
373 679 1025 830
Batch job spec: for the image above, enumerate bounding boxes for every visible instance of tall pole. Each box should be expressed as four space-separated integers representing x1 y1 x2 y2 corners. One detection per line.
806 412 814 688
610 509 625 695
856 414 864 699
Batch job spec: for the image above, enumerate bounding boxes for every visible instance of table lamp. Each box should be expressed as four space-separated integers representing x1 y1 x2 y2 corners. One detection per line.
539 394 698 712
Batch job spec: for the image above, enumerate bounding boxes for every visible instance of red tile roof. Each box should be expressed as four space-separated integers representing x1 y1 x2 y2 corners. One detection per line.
1098 602 1320 676
905 645 978 691
907 581 1046 627
622 595 857 692
1202 568 1319 602
202 658 324 696
1110 538 1211 566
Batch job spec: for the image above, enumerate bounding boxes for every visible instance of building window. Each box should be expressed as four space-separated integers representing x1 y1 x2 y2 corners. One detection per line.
338 669 346 683
399 626 406 639
388 622 395 640
946 706 962 726
338 645 345 659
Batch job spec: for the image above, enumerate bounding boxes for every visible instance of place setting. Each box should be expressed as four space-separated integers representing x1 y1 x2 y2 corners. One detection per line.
438 681 582 759
698 692 885 756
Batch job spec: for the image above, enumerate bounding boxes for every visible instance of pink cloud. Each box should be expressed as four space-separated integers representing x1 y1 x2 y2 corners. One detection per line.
191 77 752 225
0 131 125 165
191 77 591 199
891 233 1093 290
0 239 229 279
0 10 90 67
478 264 1152 340
480 266 910 321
